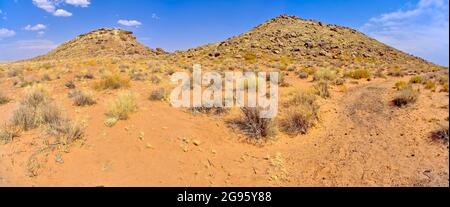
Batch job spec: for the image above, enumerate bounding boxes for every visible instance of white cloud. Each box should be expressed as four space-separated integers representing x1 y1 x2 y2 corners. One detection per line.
24 24 47 31
152 13 160 20
361 0 449 66
0 39 57 61
32 0 57 13
53 9 72 17
32 0 89 17
118 19 142 27
0 28 16 38
37 31 46 37
65 0 90 7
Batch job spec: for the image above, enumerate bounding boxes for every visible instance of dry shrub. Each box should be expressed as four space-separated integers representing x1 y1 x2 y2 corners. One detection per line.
46 119 84 144
189 106 229 115
409 76 424 84
424 80 436 91
313 69 337 82
394 81 408 91
0 92 10 105
387 68 406 77
345 69 371 79
65 80 76 89
312 81 330 98
94 72 130 90
105 91 138 126
441 83 449 93
234 107 275 140
69 90 96 106
0 125 20 144
7 68 22 77
431 125 449 144
149 87 167 101
297 71 309 79
393 87 419 107
9 85 83 144
281 92 319 135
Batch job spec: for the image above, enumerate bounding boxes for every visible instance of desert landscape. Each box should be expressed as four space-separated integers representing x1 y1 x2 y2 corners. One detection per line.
0 12 448 187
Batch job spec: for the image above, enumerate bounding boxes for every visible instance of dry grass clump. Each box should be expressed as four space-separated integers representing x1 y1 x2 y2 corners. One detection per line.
431 125 449 144
281 92 319 135
409 76 424 84
64 80 76 89
0 92 10 105
387 68 406 77
149 87 167 101
233 107 276 140
69 90 96 106
7 85 83 144
312 81 330 98
441 83 449 93
345 69 371 79
189 106 229 115
94 72 130 90
7 68 23 77
394 81 408 91
297 71 309 79
313 68 337 82
105 91 138 127
393 87 419 107
424 80 436 91
0 125 20 144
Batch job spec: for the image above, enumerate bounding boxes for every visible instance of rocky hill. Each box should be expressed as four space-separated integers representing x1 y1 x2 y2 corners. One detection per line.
173 14 442 72
32 28 166 61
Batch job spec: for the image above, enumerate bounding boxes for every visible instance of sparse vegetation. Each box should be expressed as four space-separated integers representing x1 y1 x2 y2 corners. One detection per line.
345 68 371 79
409 76 424 84
105 91 138 127
431 125 449 144
0 125 20 144
313 68 337 82
149 87 167 101
441 83 449 93
0 92 10 105
280 92 319 135
393 87 419 107
65 80 76 89
233 107 275 140
94 72 130 90
312 81 330 98
424 80 436 91
69 90 96 106
394 81 408 91
8 85 83 144
7 68 22 77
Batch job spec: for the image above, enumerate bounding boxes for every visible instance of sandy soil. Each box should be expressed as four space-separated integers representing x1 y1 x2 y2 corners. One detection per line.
0 75 448 187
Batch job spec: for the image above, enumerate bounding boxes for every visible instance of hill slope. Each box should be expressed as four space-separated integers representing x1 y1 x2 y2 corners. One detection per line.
32 28 166 61
173 14 441 72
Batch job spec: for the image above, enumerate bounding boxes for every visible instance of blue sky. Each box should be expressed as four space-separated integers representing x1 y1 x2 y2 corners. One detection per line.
0 0 448 66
